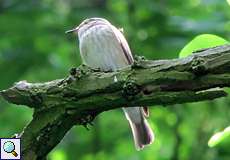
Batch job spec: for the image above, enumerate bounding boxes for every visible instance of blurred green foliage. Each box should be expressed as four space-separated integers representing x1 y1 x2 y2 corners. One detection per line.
0 0 230 160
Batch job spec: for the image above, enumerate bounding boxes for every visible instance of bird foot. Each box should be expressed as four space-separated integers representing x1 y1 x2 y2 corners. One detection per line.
79 114 95 130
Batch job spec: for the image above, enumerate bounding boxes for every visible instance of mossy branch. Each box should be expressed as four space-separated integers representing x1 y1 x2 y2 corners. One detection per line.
1 45 230 159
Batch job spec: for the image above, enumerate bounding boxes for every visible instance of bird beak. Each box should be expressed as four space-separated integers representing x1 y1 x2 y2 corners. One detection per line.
65 27 79 34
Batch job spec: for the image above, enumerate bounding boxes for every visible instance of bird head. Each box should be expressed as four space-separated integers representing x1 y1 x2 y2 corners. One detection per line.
65 17 110 35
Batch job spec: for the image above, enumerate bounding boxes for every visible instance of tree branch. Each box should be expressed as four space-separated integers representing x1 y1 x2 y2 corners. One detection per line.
1 45 230 159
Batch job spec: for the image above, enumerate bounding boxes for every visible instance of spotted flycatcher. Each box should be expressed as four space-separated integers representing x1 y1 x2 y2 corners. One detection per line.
66 17 154 150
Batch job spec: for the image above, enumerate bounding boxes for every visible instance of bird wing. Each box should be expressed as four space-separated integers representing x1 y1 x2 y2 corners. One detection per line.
109 25 134 65
109 24 151 118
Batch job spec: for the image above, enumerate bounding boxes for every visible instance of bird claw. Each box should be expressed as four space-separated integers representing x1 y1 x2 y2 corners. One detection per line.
80 114 95 130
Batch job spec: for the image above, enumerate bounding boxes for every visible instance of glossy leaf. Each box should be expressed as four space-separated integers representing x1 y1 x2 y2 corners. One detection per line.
179 34 229 58
208 126 230 148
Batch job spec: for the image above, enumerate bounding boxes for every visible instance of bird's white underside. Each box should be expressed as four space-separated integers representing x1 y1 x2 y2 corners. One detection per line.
79 24 132 71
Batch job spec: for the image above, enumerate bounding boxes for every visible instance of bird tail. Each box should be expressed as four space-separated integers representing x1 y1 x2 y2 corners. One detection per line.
129 118 154 150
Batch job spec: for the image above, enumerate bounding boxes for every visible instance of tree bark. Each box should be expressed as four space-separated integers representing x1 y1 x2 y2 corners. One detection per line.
1 45 230 159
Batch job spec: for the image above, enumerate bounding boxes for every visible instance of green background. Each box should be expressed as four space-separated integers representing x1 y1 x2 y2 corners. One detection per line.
0 0 230 159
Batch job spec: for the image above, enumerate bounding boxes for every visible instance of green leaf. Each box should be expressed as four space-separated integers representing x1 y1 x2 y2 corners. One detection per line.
49 149 67 160
208 126 230 148
227 0 230 6
179 34 229 58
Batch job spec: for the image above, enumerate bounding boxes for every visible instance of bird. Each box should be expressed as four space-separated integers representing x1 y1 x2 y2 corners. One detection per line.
66 17 154 150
